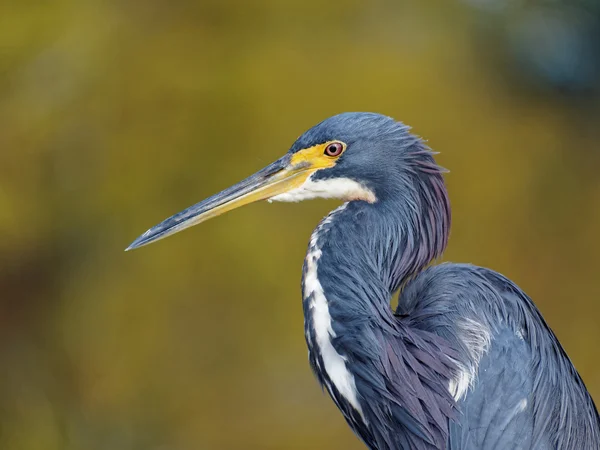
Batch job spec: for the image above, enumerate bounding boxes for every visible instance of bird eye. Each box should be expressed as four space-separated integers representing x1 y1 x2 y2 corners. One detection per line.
324 142 344 157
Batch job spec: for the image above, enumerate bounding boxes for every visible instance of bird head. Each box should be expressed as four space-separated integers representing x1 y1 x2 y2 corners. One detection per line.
127 112 443 250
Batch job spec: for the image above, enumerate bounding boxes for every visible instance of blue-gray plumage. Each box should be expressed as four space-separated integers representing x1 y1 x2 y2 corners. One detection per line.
127 112 600 449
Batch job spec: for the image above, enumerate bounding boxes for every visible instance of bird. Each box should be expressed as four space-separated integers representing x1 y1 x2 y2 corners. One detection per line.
127 112 600 449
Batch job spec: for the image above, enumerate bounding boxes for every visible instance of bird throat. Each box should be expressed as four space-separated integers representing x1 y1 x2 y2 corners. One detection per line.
302 203 366 419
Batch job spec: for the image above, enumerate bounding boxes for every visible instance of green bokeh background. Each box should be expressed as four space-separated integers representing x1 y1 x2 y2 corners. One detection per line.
1 1 599 449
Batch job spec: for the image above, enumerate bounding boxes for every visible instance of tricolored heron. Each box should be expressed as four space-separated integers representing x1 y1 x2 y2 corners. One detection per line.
127 113 600 449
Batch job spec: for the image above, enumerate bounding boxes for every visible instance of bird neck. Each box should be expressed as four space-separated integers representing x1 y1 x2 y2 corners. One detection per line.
303 167 451 330
387 168 451 291
301 168 453 447
321 176 450 290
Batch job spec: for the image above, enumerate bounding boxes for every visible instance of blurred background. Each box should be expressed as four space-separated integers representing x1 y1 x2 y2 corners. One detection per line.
1 0 600 449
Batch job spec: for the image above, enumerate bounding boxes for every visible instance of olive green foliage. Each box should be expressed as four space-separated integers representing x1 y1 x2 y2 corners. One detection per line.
1 1 599 449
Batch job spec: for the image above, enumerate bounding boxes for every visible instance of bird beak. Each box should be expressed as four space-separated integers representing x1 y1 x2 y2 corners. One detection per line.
126 154 310 250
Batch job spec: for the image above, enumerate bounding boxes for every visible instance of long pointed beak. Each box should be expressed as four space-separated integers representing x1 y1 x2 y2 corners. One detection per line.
126 154 310 251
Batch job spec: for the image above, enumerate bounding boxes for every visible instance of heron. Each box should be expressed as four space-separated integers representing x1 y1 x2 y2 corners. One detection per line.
127 112 600 449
